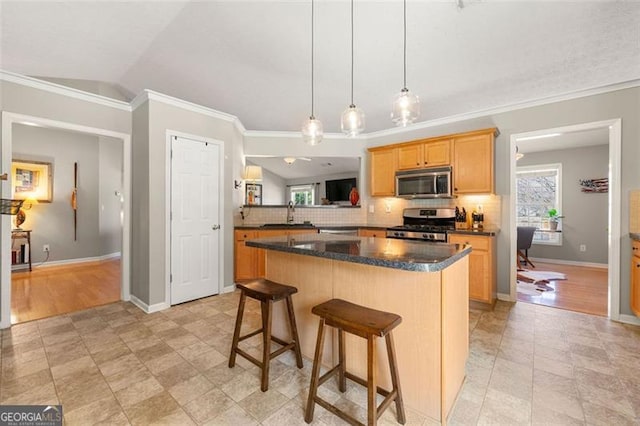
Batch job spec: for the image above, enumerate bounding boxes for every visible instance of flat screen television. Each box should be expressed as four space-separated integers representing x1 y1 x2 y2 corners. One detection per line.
326 178 356 202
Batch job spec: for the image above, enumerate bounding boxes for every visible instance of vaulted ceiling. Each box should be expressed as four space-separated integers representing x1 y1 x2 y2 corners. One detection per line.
2 1 639 133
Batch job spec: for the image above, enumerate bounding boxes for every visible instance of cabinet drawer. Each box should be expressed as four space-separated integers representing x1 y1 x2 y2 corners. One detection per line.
235 230 257 241
448 234 490 251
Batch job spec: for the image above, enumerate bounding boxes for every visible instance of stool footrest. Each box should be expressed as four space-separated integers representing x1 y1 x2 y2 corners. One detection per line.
269 342 295 359
234 348 262 368
238 328 263 342
313 395 364 426
344 371 391 397
318 364 342 387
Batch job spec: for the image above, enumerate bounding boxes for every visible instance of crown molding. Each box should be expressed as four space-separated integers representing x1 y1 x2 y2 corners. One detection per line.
243 129 367 141
132 89 241 124
0 70 132 112
3 69 638 140
365 79 640 141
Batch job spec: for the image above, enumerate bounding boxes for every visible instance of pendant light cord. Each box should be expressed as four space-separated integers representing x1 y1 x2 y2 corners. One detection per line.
311 0 315 118
403 0 407 89
350 0 354 106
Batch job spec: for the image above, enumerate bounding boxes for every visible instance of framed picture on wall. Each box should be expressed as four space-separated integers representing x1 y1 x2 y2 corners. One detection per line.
11 159 53 202
245 183 262 206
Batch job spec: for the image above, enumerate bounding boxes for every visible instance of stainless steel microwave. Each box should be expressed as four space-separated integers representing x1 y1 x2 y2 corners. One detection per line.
395 166 453 199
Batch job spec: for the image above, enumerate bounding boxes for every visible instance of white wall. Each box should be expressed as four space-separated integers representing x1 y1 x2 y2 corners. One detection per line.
98 136 123 256
519 145 609 264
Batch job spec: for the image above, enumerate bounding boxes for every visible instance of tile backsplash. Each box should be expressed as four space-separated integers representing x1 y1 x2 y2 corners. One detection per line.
630 189 640 233
236 193 501 229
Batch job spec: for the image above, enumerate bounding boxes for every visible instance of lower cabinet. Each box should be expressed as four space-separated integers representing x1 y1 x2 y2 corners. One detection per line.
234 230 259 281
448 234 496 306
234 229 319 281
631 240 640 316
358 228 385 238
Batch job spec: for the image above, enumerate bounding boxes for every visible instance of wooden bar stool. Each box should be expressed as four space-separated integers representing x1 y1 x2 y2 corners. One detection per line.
229 279 304 391
305 299 405 426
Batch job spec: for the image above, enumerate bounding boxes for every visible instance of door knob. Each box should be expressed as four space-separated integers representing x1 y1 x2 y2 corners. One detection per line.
212 225 220 230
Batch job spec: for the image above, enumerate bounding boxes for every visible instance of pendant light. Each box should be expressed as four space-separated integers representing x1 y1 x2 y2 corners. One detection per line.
341 0 365 136
391 0 420 127
302 0 323 145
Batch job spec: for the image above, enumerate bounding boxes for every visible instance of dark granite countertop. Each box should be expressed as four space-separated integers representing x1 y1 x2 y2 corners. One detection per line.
235 224 391 230
245 233 471 272
630 233 640 241
448 228 500 237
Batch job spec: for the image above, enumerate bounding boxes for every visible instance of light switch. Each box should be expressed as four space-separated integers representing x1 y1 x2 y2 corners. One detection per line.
369 205 375 213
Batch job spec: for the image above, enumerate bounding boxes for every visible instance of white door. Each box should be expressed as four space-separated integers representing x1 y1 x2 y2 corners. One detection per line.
170 136 221 304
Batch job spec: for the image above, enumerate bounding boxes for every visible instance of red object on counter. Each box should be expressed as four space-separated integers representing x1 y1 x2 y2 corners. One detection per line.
349 187 359 206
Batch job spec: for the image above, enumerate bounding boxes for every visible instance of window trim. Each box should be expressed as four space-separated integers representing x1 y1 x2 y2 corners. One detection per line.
516 162 563 246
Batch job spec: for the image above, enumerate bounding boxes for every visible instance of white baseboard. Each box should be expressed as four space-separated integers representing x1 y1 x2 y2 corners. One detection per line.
529 257 608 269
35 252 121 269
130 295 170 314
618 314 640 326
221 284 236 294
497 292 514 302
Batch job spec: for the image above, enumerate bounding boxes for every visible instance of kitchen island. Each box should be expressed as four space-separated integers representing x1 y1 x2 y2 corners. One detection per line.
245 234 470 423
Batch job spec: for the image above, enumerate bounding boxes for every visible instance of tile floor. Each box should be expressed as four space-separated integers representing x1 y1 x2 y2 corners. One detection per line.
1 292 639 425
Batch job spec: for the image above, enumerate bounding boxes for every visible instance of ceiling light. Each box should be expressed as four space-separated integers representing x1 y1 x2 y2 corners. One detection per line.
284 157 296 165
391 0 420 127
302 0 323 146
341 0 365 137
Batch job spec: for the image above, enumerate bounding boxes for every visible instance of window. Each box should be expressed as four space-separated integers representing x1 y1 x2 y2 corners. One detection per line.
290 184 315 206
516 163 562 245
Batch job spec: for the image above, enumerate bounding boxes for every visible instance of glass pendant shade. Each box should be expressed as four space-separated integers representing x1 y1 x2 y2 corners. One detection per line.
302 116 323 146
391 87 420 127
341 104 365 137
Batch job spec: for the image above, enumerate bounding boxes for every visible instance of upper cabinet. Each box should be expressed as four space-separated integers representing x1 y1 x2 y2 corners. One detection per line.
452 131 495 194
397 140 451 170
368 128 496 197
369 147 396 197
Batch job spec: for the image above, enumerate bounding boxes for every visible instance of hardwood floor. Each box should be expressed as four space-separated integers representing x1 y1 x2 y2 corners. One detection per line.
517 261 608 316
11 258 121 324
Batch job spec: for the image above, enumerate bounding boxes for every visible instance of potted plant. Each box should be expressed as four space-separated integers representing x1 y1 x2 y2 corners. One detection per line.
548 208 564 230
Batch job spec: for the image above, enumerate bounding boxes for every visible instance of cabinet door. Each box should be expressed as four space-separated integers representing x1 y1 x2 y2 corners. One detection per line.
370 149 396 196
453 133 494 194
397 144 423 170
424 140 451 167
235 231 258 280
448 234 492 304
632 254 640 316
358 229 383 238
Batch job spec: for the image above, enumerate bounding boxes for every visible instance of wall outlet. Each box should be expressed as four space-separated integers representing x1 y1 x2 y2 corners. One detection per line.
579 244 586 252
368 205 375 213
43 244 50 252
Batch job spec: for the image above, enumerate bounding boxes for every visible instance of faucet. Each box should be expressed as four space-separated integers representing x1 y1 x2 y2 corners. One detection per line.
287 201 295 224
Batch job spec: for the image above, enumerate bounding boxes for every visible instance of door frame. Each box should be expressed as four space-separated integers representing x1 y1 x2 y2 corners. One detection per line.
508 118 622 320
165 130 225 305
1 112 132 328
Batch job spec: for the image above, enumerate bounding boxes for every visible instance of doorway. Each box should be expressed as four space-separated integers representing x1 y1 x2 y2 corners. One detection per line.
1 112 131 328
169 134 224 305
509 119 622 319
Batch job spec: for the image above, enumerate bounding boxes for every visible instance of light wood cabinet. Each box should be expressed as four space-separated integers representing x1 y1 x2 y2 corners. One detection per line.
369 148 396 196
452 132 494 194
368 128 496 197
631 240 640 316
358 228 385 238
234 230 258 281
234 228 318 281
397 140 451 170
448 234 496 306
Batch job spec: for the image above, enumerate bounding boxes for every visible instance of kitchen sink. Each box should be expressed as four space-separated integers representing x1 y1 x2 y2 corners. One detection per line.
260 223 315 228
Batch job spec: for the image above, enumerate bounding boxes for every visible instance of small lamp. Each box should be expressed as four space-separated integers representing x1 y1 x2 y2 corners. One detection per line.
234 165 263 189
15 195 38 229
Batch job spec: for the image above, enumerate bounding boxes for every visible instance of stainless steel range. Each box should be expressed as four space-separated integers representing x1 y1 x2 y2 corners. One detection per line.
386 208 456 242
